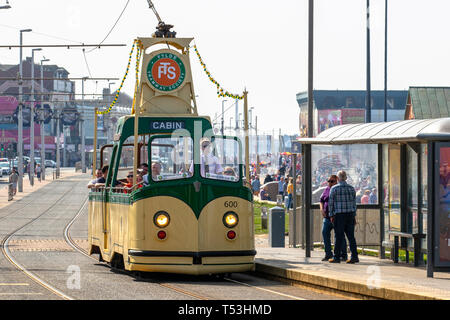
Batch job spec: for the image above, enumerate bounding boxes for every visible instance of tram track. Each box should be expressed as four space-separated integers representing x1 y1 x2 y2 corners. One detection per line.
0 182 79 300
63 197 210 300
63 197 306 301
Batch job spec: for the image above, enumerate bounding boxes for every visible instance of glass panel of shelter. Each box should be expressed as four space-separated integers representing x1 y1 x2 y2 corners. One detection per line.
388 144 401 239
311 144 378 205
407 144 419 248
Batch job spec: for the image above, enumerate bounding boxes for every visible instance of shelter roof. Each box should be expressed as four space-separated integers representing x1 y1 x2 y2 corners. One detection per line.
297 118 450 145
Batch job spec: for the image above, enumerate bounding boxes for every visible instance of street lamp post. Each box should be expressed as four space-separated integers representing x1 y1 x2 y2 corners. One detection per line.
221 100 227 135
40 58 49 181
81 77 88 173
30 48 42 186
108 82 116 103
18 28 32 192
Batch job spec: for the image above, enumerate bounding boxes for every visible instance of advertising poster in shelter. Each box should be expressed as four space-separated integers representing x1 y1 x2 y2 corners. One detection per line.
438 146 450 264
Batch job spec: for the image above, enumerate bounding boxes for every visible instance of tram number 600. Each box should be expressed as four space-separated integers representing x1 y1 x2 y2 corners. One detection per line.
224 201 238 208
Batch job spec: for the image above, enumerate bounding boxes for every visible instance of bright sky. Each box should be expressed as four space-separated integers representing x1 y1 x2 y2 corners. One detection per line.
0 0 449 134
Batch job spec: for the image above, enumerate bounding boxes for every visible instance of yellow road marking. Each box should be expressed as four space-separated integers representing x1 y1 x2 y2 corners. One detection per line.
0 283 30 286
0 293 42 295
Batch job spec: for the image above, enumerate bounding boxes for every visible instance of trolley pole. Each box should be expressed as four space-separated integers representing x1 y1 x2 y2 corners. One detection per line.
243 90 250 184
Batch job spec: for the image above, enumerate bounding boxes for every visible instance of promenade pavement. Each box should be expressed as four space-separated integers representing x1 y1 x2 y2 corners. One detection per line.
0 168 84 209
255 234 450 300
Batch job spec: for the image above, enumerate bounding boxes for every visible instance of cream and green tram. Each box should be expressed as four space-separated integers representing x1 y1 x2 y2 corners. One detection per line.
88 115 255 275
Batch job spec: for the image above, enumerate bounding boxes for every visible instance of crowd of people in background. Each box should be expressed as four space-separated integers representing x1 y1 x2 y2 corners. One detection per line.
312 158 377 204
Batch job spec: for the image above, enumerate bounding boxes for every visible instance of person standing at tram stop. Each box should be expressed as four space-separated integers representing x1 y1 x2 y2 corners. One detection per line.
319 175 347 262
278 176 285 201
36 163 41 182
286 177 294 209
251 175 261 196
328 170 359 264
189 137 223 176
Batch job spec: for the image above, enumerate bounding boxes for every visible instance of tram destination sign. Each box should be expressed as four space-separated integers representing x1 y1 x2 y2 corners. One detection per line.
147 52 186 92
150 120 186 131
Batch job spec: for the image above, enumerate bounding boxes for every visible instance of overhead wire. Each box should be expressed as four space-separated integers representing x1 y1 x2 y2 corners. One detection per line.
212 100 238 123
86 0 131 53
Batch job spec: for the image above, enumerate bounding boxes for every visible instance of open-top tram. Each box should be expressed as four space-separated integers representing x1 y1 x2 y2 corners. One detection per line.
88 29 255 275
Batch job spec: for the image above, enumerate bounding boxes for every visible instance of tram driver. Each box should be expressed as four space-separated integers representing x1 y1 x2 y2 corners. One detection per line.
143 161 162 185
189 138 223 176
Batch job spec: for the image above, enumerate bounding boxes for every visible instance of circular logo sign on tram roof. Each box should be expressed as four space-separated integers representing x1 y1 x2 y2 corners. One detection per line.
147 53 186 92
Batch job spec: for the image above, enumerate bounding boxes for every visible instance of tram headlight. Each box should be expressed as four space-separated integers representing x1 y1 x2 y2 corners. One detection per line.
223 212 239 228
154 211 170 228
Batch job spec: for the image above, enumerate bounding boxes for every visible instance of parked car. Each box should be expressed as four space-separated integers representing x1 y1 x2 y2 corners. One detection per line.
0 162 10 176
45 160 56 168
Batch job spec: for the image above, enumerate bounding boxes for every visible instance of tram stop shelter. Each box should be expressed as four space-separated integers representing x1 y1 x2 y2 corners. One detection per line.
297 118 450 277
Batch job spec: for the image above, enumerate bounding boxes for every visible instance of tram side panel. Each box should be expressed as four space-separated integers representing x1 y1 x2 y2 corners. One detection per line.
88 194 105 256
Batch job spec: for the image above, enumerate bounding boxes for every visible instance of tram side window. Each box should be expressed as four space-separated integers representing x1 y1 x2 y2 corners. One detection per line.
198 137 240 182
112 136 149 186
150 137 193 182
117 145 134 181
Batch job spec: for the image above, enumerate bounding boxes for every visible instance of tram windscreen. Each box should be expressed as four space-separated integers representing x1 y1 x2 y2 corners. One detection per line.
150 136 193 181
198 137 240 182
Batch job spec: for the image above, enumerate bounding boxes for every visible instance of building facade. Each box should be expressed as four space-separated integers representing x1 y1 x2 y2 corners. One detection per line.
296 90 408 137
0 58 131 166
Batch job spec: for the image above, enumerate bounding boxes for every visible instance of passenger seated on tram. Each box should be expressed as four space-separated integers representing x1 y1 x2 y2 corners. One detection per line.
123 170 143 193
189 137 223 176
87 165 109 189
87 168 102 188
143 161 162 185
223 166 237 177
139 163 148 176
